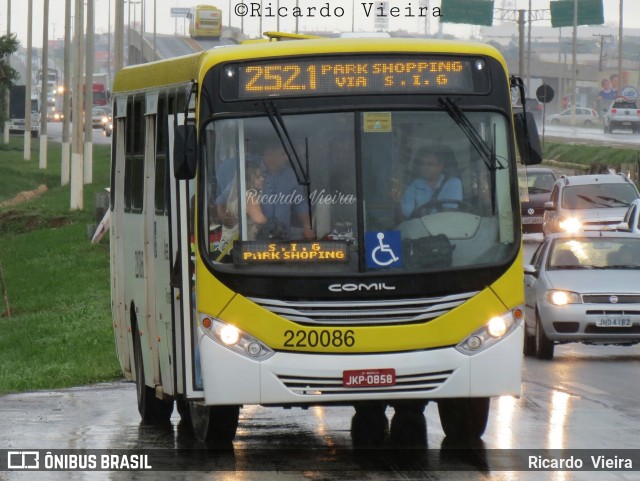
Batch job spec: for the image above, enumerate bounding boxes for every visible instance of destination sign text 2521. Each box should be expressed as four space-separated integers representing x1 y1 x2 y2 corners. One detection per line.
226 56 488 99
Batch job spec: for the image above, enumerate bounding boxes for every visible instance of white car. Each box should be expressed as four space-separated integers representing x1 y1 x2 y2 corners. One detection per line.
617 198 640 234
546 107 600 127
524 231 640 360
542 174 640 236
603 98 640 133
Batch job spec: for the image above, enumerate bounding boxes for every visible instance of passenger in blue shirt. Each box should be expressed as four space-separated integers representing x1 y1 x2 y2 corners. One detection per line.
260 143 315 240
394 147 463 219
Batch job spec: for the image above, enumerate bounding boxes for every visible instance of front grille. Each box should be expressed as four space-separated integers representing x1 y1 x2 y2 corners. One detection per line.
249 291 479 326
586 310 640 316
553 322 579 333
582 220 620 227
277 369 454 396
583 295 640 304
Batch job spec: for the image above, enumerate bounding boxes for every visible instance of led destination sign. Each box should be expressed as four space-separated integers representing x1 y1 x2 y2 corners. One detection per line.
227 55 489 99
233 241 350 265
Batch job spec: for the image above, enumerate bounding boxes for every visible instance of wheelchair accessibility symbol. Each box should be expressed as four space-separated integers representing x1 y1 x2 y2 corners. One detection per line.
365 231 402 269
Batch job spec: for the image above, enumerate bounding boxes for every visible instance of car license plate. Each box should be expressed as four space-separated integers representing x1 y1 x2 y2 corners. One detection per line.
596 317 632 327
522 217 542 224
343 368 396 388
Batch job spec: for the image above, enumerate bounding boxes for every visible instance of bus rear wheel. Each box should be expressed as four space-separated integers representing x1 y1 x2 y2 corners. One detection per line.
188 403 240 445
437 397 489 440
133 331 173 425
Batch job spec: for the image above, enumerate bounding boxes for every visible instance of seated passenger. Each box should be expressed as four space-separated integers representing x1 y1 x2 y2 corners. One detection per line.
392 147 463 219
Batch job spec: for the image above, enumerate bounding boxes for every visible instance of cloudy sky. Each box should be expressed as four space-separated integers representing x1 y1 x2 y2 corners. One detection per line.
0 0 638 47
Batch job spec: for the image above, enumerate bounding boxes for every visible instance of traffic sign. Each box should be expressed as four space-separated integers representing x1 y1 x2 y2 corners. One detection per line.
170 7 191 17
441 0 494 27
550 0 604 28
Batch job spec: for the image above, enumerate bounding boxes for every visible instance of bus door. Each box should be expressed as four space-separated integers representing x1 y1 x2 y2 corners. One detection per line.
143 93 176 397
167 113 201 399
111 97 129 375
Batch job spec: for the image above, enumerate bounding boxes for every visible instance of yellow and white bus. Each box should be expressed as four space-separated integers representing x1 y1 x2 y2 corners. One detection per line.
188 4 222 40
110 35 542 444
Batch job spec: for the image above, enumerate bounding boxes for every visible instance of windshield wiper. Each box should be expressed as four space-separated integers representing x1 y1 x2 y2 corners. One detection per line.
439 97 505 214
263 100 313 228
439 97 506 172
576 194 609 207
596 195 630 207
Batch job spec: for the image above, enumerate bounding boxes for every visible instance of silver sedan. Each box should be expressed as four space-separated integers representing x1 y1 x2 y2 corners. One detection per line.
524 231 640 360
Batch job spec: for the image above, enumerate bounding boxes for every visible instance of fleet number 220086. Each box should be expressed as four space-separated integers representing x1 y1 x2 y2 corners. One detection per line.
284 329 356 348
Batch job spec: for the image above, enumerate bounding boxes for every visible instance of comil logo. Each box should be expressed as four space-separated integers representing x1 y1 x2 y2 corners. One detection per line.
8 451 40 469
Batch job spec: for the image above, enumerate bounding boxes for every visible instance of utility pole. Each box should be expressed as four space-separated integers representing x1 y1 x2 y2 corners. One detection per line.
114 0 124 75
24 0 33 161
593 33 612 72
518 10 524 80
39 0 49 170
84 0 94 185
526 0 532 93
61 0 72 185
3 0 10 145
617 0 623 92
71 0 85 210
570 0 577 126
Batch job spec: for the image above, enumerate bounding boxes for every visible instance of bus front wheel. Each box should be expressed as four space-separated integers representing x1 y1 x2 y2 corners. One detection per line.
351 401 389 447
133 330 173 425
437 397 489 440
188 403 240 445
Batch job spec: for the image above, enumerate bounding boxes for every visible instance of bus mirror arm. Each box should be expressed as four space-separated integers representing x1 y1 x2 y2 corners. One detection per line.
174 124 197 180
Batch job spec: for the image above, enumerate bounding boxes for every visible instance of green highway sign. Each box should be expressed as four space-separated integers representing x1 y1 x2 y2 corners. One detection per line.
441 0 495 27
550 0 604 28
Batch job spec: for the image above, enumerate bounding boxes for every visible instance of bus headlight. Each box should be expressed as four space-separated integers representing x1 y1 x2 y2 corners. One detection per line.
455 307 523 356
200 315 274 361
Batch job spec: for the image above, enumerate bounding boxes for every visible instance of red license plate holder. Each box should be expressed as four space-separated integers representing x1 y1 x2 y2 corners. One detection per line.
342 368 396 388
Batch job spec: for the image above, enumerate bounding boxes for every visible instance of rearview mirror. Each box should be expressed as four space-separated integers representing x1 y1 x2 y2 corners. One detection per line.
174 124 197 180
514 111 542 165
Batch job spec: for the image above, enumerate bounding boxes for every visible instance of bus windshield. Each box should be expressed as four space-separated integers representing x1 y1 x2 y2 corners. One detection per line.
202 109 516 274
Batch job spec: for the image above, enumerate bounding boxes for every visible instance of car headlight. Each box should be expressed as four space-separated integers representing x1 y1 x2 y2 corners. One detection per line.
558 217 581 234
199 315 274 361
455 306 523 356
545 290 581 306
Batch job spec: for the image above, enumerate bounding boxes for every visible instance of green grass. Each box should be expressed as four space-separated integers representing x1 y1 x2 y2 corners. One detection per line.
543 140 640 169
0 137 121 393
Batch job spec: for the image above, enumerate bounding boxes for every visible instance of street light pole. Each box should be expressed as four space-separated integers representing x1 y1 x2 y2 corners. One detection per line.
61 0 72 185
71 0 85 210
24 0 33 161
40 0 49 169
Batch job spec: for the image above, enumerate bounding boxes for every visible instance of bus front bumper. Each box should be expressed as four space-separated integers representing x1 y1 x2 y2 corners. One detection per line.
198 324 523 406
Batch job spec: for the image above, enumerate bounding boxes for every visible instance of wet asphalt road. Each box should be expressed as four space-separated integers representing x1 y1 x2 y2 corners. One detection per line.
2 341 640 481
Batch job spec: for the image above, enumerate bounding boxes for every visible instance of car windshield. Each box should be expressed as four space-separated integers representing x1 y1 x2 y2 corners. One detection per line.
612 101 637 109
519 170 555 193
561 183 637 209
549 237 640 269
201 110 516 275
